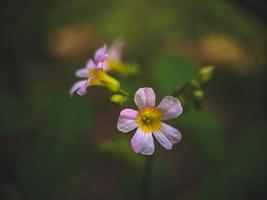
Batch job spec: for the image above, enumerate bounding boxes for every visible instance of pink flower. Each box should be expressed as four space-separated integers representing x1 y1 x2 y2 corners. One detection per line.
94 45 108 68
70 45 120 96
103 39 123 71
117 87 183 155
69 59 95 96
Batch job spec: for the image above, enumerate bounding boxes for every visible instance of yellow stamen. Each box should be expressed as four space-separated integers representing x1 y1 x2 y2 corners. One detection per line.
136 107 163 133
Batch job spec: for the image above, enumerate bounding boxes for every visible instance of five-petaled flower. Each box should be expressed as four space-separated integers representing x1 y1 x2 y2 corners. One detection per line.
70 45 120 96
117 87 183 155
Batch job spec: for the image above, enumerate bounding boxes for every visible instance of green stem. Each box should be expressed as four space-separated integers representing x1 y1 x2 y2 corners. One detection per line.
141 156 154 200
172 81 191 97
118 88 129 96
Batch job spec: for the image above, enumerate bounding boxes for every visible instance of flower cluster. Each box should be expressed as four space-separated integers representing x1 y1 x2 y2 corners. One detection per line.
70 41 184 155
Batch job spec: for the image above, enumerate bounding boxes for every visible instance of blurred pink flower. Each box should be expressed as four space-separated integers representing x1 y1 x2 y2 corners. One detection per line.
70 45 120 96
103 39 123 71
117 87 183 155
70 59 96 96
94 45 108 68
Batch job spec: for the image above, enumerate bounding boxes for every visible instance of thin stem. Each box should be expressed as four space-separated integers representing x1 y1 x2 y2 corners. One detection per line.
172 81 191 97
141 156 154 200
118 88 129 96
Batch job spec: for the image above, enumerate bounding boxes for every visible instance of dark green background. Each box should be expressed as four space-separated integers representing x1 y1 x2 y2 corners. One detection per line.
1 0 266 199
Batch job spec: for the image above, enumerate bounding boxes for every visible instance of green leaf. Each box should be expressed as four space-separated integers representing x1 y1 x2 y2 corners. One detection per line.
198 125 267 200
231 125 267 174
16 90 93 200
151 54 197 93
179 111 226 162
0 94 33 136
39 90 93 140
197 168 246 200
18 135 81 200
99 136 145 167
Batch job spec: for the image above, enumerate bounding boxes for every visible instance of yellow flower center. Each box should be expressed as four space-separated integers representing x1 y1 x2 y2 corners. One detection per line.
136 107 163 133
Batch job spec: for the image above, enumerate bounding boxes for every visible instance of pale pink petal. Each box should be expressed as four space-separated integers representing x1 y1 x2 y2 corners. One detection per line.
96 62 104 69
131 128 155 155
75 67 88 78
69 80 90 96
134 87 156 110
157 96 183 120
153 131 173 150
94 45 107 63
160 122 182 144
103 61 109 71
86 59 96 70
108 39 123 61
117 109 138 133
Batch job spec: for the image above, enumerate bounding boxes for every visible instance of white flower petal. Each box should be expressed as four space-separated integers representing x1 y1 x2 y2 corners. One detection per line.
131 128 155 155
108 39 123 61
69 80 90 96
117 109 138 133
75 67 88 78
160 122 182 144
153 131 172 150
157 96 183 120
94 45 107 63
86 59 96 70
134 87 156 110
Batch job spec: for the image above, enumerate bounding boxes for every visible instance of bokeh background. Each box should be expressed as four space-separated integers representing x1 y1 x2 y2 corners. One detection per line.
1 0 267 199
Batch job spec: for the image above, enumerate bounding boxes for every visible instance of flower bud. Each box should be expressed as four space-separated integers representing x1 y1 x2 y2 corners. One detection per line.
110 94 128 105
199 65 215 83
193 90 204 100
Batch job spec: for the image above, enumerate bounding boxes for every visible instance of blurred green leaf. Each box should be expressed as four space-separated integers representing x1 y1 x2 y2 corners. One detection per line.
39 90 93 140
231 125 267 175
179 111 226 162
18 135 81 200
0 94 33 136
151 54 197 93
99 136 145 167
197 126 267 200
16 89 93 200
99 136 145 200
198 167 246 200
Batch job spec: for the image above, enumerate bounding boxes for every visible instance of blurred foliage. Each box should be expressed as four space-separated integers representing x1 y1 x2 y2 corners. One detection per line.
151 54 197 93
198 125 267 200
38 91 93 140
0 0 266 199
0 94 33 136
14 91 93 199
179 110 227 163
99 136 145 167
18 136 81 200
